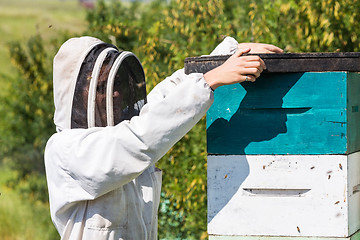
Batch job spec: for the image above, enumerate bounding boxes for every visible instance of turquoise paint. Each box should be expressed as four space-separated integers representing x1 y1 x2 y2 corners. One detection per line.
207 72 355 155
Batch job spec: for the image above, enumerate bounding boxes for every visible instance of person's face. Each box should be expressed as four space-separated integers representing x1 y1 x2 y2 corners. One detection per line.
97 61 128 127
94 74 107 126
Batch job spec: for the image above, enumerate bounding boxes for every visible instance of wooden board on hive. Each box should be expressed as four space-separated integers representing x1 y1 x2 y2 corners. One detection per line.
185 52 360 74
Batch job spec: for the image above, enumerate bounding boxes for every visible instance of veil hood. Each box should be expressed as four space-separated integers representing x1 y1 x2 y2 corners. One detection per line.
53 36 146 132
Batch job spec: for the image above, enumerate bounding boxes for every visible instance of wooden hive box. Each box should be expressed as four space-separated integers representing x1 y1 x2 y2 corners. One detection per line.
185 53 360 239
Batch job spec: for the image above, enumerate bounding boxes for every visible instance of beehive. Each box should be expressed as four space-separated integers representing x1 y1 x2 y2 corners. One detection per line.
185 53 360 239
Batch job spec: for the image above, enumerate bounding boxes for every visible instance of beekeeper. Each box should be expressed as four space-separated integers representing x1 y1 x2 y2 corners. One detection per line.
45 36 282 240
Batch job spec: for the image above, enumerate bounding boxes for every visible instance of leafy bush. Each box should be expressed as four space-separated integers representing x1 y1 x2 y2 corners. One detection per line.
1 35 54 196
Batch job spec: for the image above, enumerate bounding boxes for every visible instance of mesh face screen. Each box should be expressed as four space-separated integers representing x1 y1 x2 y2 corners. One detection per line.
94 50 120 127
71 43 114 128
71 43 146 129
113 55 146 125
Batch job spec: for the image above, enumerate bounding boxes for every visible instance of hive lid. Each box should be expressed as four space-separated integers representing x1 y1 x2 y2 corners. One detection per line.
184 52 360 74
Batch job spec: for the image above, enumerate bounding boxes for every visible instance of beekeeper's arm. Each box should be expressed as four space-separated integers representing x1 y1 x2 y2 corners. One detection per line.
146 38 283 100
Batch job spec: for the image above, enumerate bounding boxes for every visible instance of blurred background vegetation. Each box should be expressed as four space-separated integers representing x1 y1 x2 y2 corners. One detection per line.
1 0 360 239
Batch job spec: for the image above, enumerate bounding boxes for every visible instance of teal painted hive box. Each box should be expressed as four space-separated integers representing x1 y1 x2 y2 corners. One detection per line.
206 72 360 155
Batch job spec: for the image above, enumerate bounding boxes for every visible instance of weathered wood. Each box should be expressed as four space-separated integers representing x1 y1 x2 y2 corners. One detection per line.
207 153 360 238
349 151 360 235
185 52 360 74
347 73 360 154
207 72 360 155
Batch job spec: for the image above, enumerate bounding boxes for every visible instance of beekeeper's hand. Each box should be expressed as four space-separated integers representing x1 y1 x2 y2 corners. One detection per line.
204 48 265 90
238 43 283 54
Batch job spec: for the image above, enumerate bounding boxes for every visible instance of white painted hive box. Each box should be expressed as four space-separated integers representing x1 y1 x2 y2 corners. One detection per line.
207 154 360 237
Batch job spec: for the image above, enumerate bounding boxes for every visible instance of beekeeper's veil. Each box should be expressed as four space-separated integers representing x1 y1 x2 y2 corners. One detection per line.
53 36 146 131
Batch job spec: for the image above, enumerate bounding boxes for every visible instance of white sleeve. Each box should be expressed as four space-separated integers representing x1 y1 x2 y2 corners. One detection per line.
146 36 239 104
146 69 189 104
210 36 239 56
46 72 213 199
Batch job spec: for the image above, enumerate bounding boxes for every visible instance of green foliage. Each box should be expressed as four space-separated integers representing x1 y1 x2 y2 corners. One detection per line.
0 166 59 240
0 0 86 80
239 0 360 52
3 0 360 239
85 0 148 51
2 35 53 173
0 35 65 201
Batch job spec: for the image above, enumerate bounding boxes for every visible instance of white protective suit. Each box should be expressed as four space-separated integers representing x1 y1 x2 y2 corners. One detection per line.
45 36 238 240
